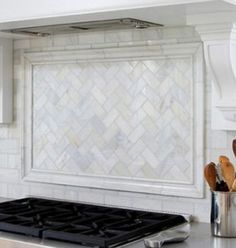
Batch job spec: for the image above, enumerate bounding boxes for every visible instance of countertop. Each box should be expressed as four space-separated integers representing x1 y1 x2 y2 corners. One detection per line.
0 223 235 248
128 222 236 248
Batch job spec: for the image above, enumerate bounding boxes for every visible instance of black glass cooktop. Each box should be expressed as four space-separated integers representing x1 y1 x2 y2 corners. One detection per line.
0 197 186 248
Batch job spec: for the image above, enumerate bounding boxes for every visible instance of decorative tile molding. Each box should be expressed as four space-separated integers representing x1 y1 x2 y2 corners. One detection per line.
22 42 204 198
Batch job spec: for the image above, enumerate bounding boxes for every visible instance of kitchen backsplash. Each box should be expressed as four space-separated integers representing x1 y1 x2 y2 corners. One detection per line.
0 26 233 222
32 59 193 181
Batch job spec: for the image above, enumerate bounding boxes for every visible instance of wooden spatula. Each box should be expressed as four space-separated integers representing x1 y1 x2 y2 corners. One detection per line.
204 162 217 191
233 139 236 158
221 161 235 190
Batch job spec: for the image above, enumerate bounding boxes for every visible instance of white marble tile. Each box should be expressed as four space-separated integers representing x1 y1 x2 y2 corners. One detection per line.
131 197 162 211
105 30 132 43
132 28 163 41
52 34 78 47
0 155 8 168
211 130 227 149
30 36 54 49
79 32 104 44
194 202 210 222
104 194 132 208
0 139 18 154
14 39 30 50
78 190 104 204
162 200 194 215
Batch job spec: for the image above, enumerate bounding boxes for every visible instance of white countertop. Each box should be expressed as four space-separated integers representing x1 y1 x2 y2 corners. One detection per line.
122 223 236 248
0 223 235 248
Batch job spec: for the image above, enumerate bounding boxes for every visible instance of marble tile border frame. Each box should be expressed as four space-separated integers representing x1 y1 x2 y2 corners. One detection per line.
22 42 204 198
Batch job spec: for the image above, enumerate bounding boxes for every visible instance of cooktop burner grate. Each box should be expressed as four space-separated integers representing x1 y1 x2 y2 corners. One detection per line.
0 198 186 248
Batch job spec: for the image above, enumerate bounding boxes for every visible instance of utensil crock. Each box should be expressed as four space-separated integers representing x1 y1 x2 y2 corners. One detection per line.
211 191 236 237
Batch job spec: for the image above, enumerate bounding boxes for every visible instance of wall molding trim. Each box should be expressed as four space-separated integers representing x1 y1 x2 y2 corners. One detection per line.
22 41 204 198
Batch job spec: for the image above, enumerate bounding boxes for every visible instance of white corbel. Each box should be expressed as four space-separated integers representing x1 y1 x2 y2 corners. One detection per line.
194 22 236 130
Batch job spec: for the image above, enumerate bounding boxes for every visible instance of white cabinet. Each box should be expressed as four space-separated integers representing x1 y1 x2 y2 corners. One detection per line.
0 38 12 123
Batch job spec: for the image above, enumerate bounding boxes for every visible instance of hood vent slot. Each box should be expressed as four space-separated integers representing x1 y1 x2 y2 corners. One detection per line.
1 18 163 37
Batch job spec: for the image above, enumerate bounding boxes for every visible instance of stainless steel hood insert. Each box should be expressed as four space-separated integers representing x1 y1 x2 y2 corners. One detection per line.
2 18 163 37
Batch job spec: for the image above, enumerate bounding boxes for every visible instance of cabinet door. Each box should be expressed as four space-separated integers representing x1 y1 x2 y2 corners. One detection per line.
0 38 12 123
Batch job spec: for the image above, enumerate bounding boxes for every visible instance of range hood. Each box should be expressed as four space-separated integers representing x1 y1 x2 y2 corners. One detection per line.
2 18 163 37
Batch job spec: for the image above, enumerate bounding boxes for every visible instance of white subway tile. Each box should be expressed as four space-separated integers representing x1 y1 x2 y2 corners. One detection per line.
14 39 30 50
104 194 132 208
78 190 105 204
131 197 162 211
162 200 194 215
0 139 19 154
79 32 104 44
211 130 227 149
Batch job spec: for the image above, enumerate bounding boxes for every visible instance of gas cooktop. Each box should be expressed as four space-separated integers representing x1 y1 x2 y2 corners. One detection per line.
0 198 186 248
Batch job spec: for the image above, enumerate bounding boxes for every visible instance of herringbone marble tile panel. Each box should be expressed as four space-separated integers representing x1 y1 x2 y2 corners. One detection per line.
32 58 193 182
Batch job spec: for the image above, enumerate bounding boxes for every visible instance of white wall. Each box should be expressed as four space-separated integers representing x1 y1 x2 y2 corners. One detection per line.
0 26 234 222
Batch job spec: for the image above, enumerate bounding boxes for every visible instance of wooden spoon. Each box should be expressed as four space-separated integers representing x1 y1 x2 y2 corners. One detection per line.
221 161 235 190
204 162 217 191
230 178 236 192
233 139 236 158
219 155 230 164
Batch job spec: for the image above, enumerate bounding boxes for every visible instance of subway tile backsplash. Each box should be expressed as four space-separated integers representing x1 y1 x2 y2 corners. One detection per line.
0 26 233 222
